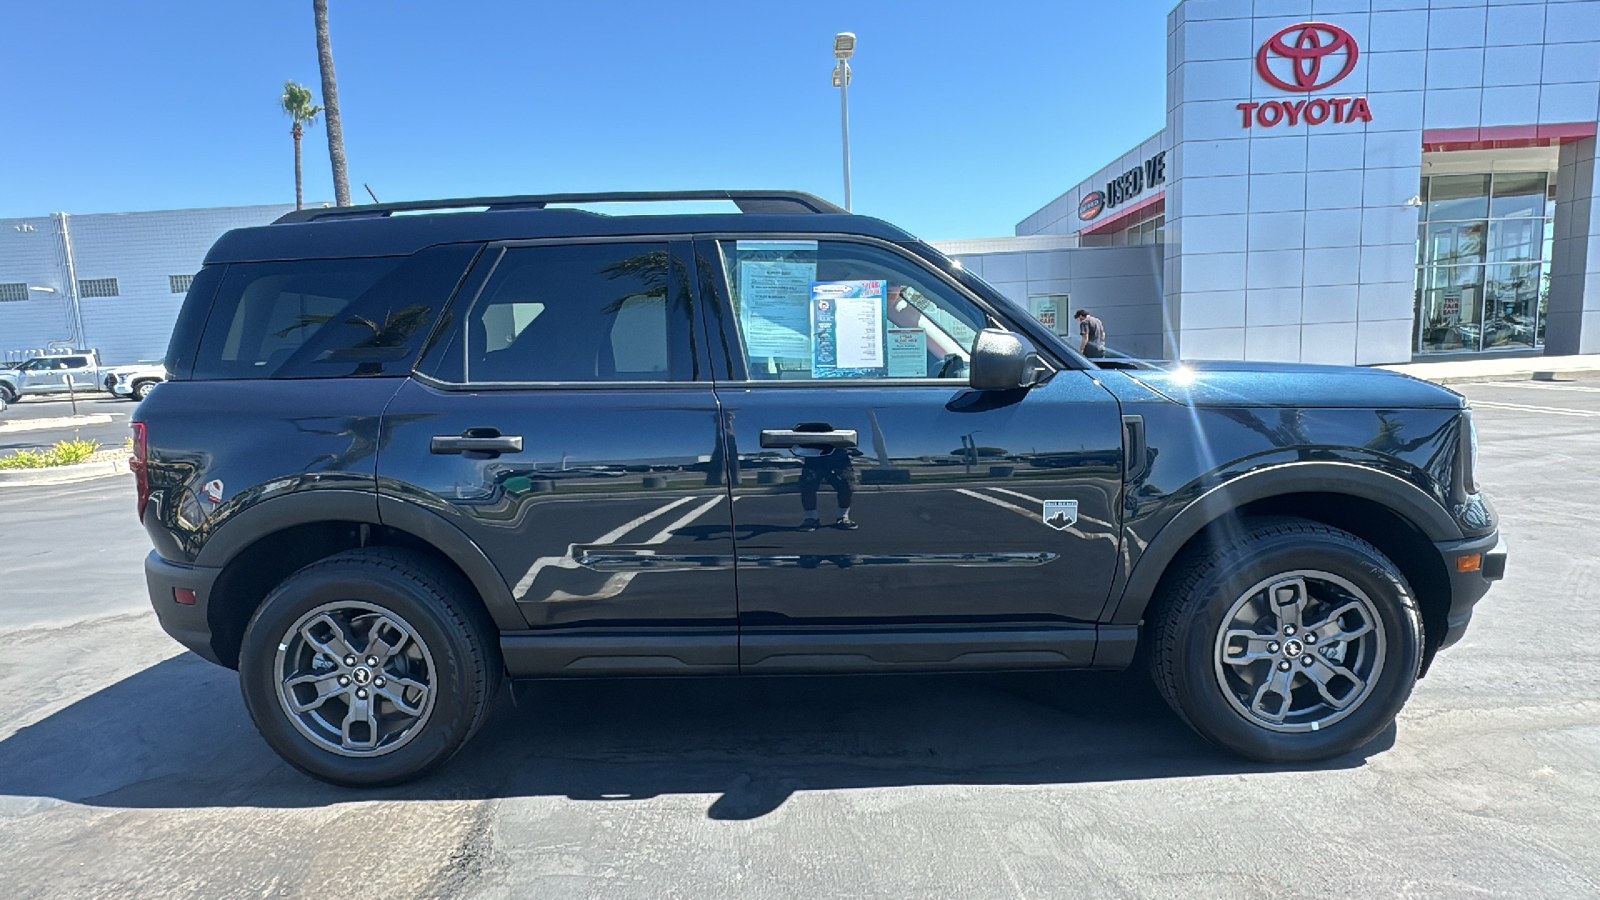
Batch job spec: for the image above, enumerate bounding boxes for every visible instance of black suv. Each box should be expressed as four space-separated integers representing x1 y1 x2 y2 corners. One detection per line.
134 191 1506 786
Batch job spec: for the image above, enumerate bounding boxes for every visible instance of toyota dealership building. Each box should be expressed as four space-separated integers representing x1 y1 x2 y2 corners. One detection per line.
945 0 1600 364
5 0 1600 367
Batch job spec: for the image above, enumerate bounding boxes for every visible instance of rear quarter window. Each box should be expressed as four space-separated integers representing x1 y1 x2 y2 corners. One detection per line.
189 244 480 380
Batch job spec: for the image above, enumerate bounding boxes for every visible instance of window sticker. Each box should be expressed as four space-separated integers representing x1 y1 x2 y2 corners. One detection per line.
886 328 927 377
735 242 817 360
811 280 885 378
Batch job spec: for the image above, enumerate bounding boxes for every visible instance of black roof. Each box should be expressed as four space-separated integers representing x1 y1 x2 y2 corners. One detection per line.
206 191 916 263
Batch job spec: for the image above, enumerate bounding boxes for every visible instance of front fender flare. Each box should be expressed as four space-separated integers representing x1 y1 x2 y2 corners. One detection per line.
1108 461 1462 625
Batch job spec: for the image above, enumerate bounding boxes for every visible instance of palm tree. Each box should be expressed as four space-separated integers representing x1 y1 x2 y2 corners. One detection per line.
314 0 351 206
278 81 322 211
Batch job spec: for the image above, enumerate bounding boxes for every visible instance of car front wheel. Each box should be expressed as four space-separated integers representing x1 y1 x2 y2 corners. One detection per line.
1149 519 1422 762
238 548 501 786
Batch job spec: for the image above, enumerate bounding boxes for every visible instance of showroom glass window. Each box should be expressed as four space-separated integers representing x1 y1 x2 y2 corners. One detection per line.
1415 172 1553 354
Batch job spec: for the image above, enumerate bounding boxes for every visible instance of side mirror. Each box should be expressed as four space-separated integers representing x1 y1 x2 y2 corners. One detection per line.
969 328 1044 391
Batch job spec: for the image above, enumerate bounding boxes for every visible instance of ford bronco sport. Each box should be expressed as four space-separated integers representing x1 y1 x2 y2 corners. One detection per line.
134 191 1505 786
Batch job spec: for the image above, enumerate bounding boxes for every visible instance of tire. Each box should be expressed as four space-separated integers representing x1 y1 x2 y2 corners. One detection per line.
238 548 502 787
130 380 155 401
0 384 15 405
1148 518 1422 763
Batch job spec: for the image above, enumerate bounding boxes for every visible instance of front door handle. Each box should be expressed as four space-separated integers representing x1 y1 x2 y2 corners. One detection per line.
760 428 858 449
431 429 524 457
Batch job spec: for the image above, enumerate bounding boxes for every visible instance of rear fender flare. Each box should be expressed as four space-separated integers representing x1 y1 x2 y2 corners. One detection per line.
1109 461 1461 625
194 488 524 631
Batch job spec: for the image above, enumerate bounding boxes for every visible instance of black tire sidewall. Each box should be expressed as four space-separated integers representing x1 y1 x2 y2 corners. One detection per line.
1169 530 1421 762
239 559 487 787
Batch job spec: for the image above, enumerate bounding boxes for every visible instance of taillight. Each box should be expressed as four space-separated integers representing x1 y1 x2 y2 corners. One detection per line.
130 421 149 519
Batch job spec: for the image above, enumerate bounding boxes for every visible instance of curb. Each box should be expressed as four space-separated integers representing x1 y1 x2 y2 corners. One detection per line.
0 414 116 435
1403 368 1600 386
0 459 129 487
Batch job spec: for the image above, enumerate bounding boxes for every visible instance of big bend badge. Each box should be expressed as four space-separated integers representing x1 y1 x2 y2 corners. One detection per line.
1042 499 1078 531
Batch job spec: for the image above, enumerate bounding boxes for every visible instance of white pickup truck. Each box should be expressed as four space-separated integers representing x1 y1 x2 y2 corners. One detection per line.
0 351 166 403
102 362 167 401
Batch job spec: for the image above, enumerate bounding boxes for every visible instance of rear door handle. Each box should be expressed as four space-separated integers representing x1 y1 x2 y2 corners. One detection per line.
760 428 858 449
431 430 524 456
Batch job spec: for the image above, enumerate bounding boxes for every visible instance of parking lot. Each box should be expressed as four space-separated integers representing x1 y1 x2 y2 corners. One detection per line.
0 395 135 454
1 378 1597 899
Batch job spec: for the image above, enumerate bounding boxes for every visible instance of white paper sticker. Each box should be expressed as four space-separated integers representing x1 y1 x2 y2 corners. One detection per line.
831 285 885 369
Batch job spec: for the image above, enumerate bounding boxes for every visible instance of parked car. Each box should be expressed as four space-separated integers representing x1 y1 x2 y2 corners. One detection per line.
0 351 110 403
104 362 167 401
133 190 1505 787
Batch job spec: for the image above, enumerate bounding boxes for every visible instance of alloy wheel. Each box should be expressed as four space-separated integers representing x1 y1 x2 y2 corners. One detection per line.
273 601 438 757
1212 569 1386 733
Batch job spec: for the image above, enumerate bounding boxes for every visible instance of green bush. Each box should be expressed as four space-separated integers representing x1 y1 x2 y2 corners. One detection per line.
0 439 102 470
52 439 99 465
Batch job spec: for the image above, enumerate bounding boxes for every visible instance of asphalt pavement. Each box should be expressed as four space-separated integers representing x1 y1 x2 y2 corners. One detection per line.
0 394 138 454
0 378 1597 898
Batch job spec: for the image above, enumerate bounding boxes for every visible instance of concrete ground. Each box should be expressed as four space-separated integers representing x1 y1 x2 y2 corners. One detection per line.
0 378 1597 898
0 394 136 455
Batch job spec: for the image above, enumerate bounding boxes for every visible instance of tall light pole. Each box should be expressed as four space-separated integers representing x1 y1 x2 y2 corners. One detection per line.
832 32 856 212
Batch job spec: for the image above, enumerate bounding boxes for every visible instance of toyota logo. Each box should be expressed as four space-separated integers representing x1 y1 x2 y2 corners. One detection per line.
1256 22 1359 92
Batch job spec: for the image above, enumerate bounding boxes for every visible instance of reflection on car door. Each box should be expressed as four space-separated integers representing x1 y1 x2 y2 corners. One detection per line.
381 239 740 674
696 237 1126 673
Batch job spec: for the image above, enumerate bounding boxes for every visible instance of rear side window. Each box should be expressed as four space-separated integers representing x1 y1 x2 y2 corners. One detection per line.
424 241 693 384
190 244 479 379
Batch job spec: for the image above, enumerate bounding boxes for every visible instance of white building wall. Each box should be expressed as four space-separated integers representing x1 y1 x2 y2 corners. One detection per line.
0 204 299 365
0 216 75 358
1164 0 1600 363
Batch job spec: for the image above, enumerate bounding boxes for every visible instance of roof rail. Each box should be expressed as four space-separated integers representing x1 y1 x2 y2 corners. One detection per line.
272 190 847 224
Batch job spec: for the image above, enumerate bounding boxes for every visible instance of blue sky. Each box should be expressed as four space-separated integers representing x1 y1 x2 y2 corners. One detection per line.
3 1 1173 240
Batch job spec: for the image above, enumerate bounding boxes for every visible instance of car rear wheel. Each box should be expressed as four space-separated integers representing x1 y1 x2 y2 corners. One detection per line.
238 548 501 786
131 380 155 401
1149 519 1422 762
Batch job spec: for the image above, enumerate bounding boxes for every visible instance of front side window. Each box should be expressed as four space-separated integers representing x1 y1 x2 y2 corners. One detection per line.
717 239 991 381
458 242 680 383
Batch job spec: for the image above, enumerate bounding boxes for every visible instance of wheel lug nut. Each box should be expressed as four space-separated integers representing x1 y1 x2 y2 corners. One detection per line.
1278 660 1292 671
344 655 356 666
338 676 349 686
366 656 378 666
1284 625 1297 636
374 677 386 688
1267 642 1280 653
1301 656 1314 666
356 688 368 699
1304 633 1317 644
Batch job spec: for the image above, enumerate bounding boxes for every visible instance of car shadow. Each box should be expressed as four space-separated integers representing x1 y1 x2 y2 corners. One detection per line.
0 652 1391 818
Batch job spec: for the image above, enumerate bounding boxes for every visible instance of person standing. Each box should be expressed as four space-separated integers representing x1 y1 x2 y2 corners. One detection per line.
1075 308 1106 358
